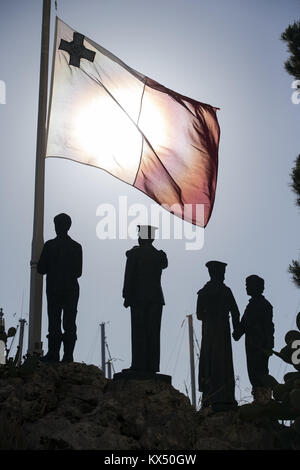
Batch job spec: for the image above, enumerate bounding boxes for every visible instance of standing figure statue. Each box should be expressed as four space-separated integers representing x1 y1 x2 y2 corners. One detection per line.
122 225 168 373
37 213 82 363
233 275 274 404
196 261 240 412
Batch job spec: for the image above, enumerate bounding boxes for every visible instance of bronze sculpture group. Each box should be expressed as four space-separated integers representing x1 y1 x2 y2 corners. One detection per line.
38 214 275 410
197 262 274 411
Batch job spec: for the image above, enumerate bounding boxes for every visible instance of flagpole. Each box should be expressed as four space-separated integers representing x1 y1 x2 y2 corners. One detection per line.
27 0 51 355
187 314 196 408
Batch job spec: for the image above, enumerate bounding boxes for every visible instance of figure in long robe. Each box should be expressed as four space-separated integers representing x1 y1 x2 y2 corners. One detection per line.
196 261 240 411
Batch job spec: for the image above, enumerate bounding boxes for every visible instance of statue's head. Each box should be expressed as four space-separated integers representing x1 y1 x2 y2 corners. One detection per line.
246 275 264 297
206 260 227 282
54 213 72 237
137 225 157 245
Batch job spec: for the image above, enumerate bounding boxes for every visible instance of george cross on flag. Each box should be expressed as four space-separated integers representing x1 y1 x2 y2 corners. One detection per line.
46 18 220 227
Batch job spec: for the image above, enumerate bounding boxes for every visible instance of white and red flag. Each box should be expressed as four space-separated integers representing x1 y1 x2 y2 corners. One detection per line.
46 18 220 226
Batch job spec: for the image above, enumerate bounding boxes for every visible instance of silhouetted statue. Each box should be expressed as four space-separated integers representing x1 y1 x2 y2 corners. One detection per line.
122 225 168 373
233 275 274 404
196 261 240 411
37 213 82 363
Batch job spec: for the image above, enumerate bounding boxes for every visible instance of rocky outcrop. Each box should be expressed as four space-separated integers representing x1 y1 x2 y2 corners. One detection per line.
0 361 299 450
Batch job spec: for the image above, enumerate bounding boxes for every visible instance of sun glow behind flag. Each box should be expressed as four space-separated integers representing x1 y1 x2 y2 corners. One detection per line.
46 18 220 227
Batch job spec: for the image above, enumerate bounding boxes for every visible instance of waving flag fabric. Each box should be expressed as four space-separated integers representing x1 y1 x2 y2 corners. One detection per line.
46 18 220 226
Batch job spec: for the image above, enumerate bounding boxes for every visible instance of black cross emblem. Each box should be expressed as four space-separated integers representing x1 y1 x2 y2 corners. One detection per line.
59 32 96 68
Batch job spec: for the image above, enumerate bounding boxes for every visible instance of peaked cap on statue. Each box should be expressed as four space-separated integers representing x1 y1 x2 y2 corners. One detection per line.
137 225 158 240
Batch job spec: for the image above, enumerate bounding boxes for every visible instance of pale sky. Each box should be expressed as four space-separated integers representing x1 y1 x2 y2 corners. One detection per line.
0 0 299 405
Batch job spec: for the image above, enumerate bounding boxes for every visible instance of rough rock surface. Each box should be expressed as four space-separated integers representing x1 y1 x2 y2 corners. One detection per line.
0 361 299 450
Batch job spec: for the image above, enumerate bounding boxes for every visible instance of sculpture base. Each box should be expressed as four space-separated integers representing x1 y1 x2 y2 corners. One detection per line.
113 368 171 384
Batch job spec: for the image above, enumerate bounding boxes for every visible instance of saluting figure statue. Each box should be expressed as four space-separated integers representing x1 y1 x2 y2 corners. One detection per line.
122 225 168 373
196 261 240 411
233 275 274 404
37 213 82 363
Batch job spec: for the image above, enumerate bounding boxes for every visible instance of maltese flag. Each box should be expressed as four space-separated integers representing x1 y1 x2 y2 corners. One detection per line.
46 18 220 227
